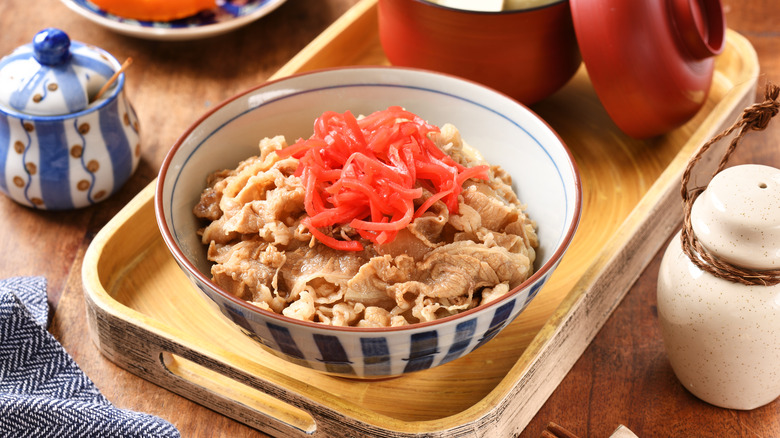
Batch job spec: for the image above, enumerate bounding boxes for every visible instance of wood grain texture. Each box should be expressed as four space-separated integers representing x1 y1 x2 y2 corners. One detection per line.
520 2 780 437
0 0 776 436
0 1 359 437
0 0 361 307
78 2 759 437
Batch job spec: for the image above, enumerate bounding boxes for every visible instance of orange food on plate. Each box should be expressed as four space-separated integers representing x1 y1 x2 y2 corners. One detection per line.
90 0 217 22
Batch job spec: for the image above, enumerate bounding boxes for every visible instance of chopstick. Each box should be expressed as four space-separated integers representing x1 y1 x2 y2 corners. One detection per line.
540 422 580 438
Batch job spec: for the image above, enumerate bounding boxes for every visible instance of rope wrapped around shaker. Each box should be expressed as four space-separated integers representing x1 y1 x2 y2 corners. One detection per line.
680 82 780 286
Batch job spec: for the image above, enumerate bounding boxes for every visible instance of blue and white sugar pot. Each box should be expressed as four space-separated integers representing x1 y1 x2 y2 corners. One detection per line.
0 28 140 209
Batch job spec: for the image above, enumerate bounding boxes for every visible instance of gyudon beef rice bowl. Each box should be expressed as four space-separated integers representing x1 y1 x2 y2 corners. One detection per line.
193 106 538 327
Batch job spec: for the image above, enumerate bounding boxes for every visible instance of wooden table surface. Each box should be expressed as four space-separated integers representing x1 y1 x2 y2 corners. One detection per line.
1 0 778 437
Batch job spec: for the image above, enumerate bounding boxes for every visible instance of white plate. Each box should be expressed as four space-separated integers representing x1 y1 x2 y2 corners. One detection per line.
60 0 288 41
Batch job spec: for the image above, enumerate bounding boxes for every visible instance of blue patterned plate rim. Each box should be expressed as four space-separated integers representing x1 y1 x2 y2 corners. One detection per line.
60 0 288 40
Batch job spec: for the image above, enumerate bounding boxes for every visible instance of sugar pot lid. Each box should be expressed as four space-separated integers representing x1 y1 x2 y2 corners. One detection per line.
0 28 118 116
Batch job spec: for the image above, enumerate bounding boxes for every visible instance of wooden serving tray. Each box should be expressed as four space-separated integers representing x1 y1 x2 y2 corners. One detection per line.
81 0 759 436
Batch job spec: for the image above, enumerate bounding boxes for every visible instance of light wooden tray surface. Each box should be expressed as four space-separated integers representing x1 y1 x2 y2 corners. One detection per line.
81 0 759 436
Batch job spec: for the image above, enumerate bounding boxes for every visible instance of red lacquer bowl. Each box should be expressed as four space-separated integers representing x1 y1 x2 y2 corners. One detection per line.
378 0 582 106
378 0 726 139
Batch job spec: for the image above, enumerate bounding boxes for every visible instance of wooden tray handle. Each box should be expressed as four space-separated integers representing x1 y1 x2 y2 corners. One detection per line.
158 350 318 436
84 293 380 437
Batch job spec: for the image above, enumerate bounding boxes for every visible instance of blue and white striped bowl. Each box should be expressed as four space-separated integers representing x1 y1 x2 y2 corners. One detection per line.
156 67 581 378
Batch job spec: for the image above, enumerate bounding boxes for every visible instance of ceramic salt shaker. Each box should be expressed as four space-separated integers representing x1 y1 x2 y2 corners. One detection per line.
657 162 780 410
0 28 140 209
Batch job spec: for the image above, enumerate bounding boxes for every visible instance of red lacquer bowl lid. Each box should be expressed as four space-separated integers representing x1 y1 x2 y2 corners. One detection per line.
570 0 725 138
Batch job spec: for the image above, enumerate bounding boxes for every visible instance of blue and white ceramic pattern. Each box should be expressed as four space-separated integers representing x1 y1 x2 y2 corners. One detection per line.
0 28 116 116
156 67 581 378
60 0 288 41
196 269 551 377
0 29 140 210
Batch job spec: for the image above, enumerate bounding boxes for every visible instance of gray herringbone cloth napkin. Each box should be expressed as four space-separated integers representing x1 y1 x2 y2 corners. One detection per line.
0 276 180 437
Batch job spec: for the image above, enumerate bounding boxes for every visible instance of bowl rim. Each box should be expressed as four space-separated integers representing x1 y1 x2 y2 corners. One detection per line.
407 0 569 14
155 65 582 333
